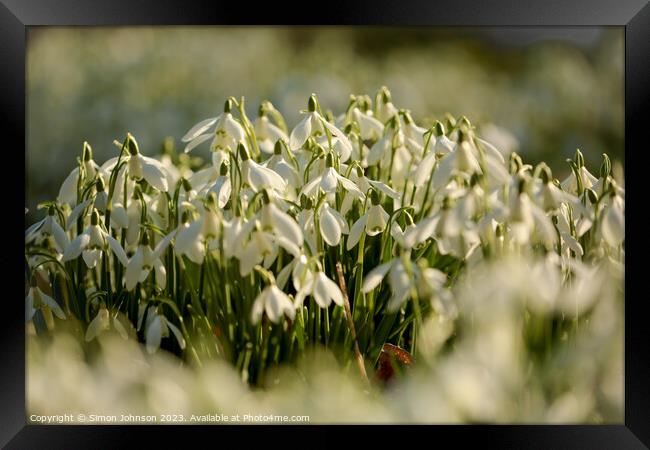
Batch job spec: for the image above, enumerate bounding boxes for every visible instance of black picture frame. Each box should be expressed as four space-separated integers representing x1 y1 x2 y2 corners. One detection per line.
4 0 648 447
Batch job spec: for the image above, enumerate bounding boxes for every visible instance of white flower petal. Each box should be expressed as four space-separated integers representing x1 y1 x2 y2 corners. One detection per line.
346 214 368 250
362 261 393 293
182 117 218 142
289 115 312 151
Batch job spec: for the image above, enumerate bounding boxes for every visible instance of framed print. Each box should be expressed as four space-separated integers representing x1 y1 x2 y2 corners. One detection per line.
4 0 649 447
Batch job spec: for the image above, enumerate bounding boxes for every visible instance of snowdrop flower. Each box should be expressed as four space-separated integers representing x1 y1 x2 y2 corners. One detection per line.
506 183 557 249
350 105 384 141
414 122 455 188
174 194 222 265
57 142 103 205
234 194 303 275
289 94 352 158
239 143 287 193
254 110 289 154
317 202 349 247
25 279 66 323
144 306 186 354
600 192 624 247
251 283 295 324
561 150 598 195
294 271 344 309
399 110 427 149
374 86 398 123
25 206 69 254
264 141 300 194
125 230 174 291
432 136 482 189
128 136 170 192
62 210 128 268
182 99 246 155
85 307 128 342
347 191 390 250
362 255 413 312
300 154 364 200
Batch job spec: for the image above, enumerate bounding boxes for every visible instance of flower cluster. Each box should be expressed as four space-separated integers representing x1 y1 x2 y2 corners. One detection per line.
25 88 624 385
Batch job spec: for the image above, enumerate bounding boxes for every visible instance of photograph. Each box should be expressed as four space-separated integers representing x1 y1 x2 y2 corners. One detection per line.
24 26 625 425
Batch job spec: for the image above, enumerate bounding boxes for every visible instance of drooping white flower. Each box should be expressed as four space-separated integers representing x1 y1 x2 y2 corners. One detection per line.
600 193 624 247
173 196 222 265
251 284 296 324
25 282 66 322
144 306 186 354
347 192 390 250
182 99 247 155
289 95 352 158
25 206 69 254
62 209 128 268
432 138 482 189
351 106 384 141
85 307 129 342
57 142 104 205
238 143 287 193
125 230 174 291
300 155 364 200
294 271 344 309
317 202 349 247
362 256 412 312
255 114 289 154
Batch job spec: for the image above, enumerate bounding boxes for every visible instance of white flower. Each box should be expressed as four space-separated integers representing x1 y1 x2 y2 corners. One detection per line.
239 144 287 193
144 306 186 354
102 136 170 192
62 210 128 268
317 202 349 247
432 139 482 189
173 200 222 265
182 100 247 154
561 164 598 195
234 200 303 276
362 257 412 312
125 231 174 291
25 207 69 254
351 107 384 141
25 284 66 322
289 95 352 157
347 195 390 250
85 307 129 341
251 284 296 324
57 143 103 205
300 160 365 200
294 271 344 309
600 193 624 247
254 115 288 154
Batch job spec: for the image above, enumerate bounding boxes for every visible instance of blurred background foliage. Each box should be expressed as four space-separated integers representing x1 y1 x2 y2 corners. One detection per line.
26 26 623 219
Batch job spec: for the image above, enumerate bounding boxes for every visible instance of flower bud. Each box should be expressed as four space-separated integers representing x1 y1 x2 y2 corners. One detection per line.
434 121 445 137
127 133 139 156
574 149 584 168
181 177 192 192
91 209 100 226
600 153 611 178
261 189 271 205
238 142 249 161
308 94 318 112
96 177 106 192
370 189 381 205
585 188 598 204
224 98 233 114
82 142 93 162
274 139 283 155
379 86 392 104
